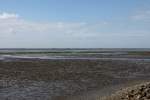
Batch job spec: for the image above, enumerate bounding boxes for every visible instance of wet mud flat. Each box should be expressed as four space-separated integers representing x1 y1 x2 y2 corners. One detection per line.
0 58 150 100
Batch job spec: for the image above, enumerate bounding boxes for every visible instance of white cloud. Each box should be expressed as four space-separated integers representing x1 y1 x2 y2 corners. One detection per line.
0 13 109 40
0 13 114 48
0 12 148 39
131 10 150 21
0 12 150 48
0 12 19 19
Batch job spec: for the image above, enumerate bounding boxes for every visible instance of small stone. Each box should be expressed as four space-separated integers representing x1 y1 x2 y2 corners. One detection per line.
146 94 150 99
141 92 147 97
145 88 150 93
136 94 142 99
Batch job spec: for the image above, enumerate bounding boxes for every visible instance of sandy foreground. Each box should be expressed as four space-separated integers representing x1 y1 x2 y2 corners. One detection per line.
0 58 150 100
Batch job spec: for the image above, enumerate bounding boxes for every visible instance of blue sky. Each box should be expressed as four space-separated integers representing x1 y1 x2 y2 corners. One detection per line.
0 0 150 48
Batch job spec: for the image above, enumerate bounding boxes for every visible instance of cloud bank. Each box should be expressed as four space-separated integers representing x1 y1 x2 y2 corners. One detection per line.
0 12 89 36
0 12 104 48
0 12 150 48
0 12 110 41
132 10 150 21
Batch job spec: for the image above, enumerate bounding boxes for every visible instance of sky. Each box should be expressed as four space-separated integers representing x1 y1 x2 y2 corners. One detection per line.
0 0 150 48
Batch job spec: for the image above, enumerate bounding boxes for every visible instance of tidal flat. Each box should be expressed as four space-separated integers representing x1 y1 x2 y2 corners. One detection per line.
0 49 150 100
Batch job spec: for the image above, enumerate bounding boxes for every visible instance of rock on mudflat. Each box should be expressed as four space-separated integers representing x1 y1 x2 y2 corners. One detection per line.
120 82 150 100
102 82 150 100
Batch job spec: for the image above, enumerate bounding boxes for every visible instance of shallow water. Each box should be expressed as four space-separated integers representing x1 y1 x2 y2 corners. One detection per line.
1 55 150 62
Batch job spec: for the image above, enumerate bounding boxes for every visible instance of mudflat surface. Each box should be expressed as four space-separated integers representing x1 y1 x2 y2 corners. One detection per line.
0 59 150 100
0 49 150 100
